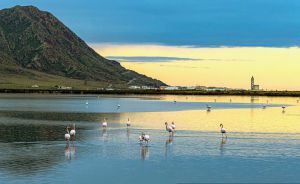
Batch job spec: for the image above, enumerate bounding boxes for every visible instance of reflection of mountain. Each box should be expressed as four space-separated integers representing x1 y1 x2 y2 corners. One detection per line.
0 111 123 122
0 143 64 176
0 124 64 142
0 124 77 176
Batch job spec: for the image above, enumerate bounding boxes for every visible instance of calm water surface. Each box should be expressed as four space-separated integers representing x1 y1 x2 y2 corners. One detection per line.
0 94 300 183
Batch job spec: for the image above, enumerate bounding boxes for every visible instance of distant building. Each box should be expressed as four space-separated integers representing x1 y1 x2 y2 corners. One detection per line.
31 84 39 88
251 76 260 91
141 86 158 90
195 86 207 90
206 87 228 91
129 85 141 89
164 86 179 90
105 88 114 91
186 86 196 90
57 86 72 90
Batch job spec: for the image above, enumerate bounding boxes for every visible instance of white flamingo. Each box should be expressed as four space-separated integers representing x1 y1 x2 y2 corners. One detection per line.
65 126 71 142
70 123 76 141
139 132 150 144
126 118 131 127
220 124 227 138
102 118 108 128
171 122 176 130
165 122 174 135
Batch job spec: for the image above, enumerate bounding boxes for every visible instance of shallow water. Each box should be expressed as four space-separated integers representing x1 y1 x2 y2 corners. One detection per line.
0 94 300 183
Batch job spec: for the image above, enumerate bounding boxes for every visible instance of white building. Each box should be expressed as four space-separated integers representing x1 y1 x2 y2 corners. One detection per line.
164 86 180 90
129 85 141 89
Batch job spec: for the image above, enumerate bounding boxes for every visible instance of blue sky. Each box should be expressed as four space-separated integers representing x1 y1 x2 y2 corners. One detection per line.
1 0 300 47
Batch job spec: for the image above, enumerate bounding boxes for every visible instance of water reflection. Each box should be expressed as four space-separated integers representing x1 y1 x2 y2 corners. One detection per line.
0 95 300 183
65 142 76 161
140 145 149 161
126 128 130 143
65 143 71 160
0 142 63 177
165 135 173 158
101 128 108 141
220 137 227 156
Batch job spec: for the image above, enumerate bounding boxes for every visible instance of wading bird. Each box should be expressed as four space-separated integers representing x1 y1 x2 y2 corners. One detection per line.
102 118 108 128
126 118 131 127
139 132 150 144
165 122 174 135
65 126 71 142
206 104 212 112
220 124 227 138
70 123 76 141
171 122 176 130
282 106 286 113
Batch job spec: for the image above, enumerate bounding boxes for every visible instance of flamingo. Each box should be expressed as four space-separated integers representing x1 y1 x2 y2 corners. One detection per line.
65 126 71 142
171 122 176 130
70 123 76 141
165 122 174 135
126 118 131 127
206 104 212 111
220 124 227 138
139 132 150 144
102 118 108 128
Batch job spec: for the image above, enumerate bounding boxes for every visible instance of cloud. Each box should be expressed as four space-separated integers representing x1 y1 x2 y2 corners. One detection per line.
159 64 210 69
107 56 198 62
107 56 252 63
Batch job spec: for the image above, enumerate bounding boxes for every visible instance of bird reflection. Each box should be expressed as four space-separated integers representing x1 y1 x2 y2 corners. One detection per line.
220 137 227 156
165 135 173 158
65 142 76 161
140 145 149 161
71 142 76 159
126 128 130 143
65 142 70 160
101 128 108 141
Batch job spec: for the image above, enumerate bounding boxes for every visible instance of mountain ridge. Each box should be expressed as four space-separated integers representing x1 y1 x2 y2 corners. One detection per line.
0 5 165 88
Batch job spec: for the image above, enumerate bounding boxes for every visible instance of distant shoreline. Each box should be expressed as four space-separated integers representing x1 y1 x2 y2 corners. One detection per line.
1 88 300 97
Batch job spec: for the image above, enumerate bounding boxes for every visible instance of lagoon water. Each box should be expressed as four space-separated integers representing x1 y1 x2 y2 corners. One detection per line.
0 94 300 183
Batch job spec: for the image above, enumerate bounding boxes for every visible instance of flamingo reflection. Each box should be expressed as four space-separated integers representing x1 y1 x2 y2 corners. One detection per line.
220 137 227 156
65 141 76 160
165 135 173 158
140 145 149 161
126 128 130 143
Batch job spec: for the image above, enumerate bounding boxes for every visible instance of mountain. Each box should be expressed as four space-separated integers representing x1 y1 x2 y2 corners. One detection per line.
0 5 165 89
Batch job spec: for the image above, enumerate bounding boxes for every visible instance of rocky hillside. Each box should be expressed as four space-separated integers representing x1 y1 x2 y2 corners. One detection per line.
0 6 165 88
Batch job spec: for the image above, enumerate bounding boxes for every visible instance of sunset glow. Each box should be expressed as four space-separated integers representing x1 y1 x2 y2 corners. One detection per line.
92 44 300 90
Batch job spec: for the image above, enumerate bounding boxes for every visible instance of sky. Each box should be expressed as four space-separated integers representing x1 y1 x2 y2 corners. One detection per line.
1 0 300 90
